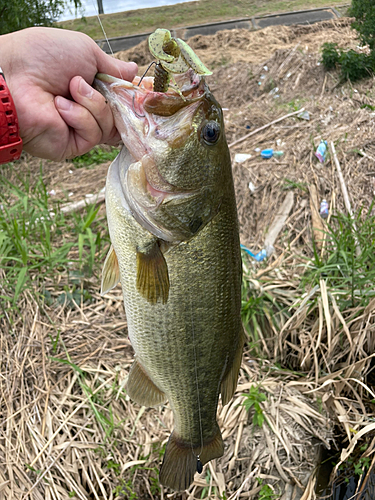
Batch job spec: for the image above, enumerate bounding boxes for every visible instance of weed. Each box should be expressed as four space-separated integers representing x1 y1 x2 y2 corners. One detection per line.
0 165 110 319
71 146 119 169
353 457 370 476
200 469 213 498
283 178 308 192
339 50 373 82
107 459 121 475
257 478 277 500
360 103 375 111
113 479 138 499
302 205 375 308
338 450 371 479
242 385 267 427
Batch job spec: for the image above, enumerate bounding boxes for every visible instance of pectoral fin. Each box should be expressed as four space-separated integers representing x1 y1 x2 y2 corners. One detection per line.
127 358 167 407
101 245 120 295
220 329 245 405
136 242 169 304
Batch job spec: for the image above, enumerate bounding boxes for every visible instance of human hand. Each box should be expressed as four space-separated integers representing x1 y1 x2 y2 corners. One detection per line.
0 27 138 161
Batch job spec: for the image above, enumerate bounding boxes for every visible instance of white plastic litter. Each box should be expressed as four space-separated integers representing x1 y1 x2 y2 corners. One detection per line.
234 153 252 163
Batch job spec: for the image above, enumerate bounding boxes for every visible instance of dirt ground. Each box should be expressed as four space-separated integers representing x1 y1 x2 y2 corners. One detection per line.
1 17 375 500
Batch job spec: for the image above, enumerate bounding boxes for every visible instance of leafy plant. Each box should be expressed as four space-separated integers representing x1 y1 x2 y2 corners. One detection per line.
242 385 267 427
302 205 375 308
321 43 374 82
353 457 370 476
350 0 375 51
112 479 138 500
72 146 120 169
321 42 341 70
339 50 373 82
256 478 277 500
321 1 375 82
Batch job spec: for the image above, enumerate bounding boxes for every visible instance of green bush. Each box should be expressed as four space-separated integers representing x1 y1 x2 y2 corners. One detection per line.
321 43 374 82
321 43 341 70
321 1 375 82
349 0 375 51
339 49 373 81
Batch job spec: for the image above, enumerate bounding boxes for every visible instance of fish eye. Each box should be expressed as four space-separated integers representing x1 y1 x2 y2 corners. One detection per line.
202 121 220 144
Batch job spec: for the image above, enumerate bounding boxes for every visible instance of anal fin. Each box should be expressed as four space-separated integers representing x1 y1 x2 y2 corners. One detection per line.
127 358 166 407
101 245 120 295
220 328 245 405
160 424 223 491
136 241 169 304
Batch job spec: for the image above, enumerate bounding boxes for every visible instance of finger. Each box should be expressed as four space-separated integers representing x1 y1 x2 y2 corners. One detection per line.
55 95 104 158
69 76 120 145
94 46 138 82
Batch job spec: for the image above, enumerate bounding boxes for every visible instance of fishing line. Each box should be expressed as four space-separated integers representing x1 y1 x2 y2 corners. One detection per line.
189 297 204 472
90 0 124 80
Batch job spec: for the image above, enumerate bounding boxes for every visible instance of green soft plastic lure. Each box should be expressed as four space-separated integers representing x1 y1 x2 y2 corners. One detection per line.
148 28 212 94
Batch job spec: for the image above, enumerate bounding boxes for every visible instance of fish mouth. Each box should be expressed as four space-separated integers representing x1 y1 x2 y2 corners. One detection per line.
93 71 206 164
95 72 209 241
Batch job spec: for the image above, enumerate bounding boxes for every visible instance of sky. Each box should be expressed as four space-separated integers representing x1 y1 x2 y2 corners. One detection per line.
59 0 195 21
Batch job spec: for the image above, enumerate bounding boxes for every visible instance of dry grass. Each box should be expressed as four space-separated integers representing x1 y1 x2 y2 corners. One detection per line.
1 18 375 500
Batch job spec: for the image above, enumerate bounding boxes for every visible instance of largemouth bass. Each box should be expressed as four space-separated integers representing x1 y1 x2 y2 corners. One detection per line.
94 67 243 491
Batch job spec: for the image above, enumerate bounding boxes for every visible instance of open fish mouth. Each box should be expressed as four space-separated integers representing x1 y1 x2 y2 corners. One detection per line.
94 71 213 242
94 69 205 116
93 71 206 192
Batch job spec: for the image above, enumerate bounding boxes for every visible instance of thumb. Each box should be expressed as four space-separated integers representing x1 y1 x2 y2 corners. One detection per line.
95 47 138 82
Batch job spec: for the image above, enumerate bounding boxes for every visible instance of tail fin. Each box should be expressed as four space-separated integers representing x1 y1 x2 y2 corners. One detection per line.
159 424 224 491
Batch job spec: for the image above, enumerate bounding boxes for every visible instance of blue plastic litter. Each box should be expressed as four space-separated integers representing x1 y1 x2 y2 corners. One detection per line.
261 149 284 159
261 148 274 159
241 245 267 262
254 249 267 262
240 244 256 258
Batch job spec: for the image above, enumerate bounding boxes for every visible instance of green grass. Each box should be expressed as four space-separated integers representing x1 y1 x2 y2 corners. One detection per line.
71 146 120 169
302 205 375 309
0 163 110 321
59 0 349 41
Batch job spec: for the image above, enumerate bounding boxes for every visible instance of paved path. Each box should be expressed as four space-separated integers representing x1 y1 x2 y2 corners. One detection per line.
96 6 340 53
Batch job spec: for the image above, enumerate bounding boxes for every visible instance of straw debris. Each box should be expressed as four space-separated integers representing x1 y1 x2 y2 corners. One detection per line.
1 17 375 500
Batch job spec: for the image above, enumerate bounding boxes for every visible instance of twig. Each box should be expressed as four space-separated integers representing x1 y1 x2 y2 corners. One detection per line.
330 142 361 256
227 466 260 500
59 188 105 214
359 149 375 163
320 73 327 100
277 42 300 78
264 191 294 248
228 108 304 148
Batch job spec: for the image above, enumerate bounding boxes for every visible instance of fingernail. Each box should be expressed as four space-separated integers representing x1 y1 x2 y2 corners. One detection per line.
55 96 72 111
78 78 94 99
